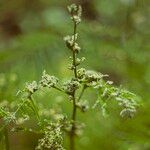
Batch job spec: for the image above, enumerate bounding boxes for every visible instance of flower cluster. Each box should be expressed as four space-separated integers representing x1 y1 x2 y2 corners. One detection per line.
77 68 107 88
68 4 82 24
24 71 59 97
0 106 16 125
25 81 38 94
36 123 65 150
76 100 89 112
0 99 31 133
64 34 81 53
63 79 80 95
40 70 59 88
64 4 82 55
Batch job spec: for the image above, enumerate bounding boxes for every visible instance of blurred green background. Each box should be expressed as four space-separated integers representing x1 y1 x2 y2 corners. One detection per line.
0 0 149 150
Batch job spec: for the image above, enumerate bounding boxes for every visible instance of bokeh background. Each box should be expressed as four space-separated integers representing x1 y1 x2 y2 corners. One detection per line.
0 0 149 150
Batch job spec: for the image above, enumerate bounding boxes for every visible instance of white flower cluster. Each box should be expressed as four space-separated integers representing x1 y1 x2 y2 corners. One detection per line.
36 123 65 150
25 71 59 96
63 79 80 95
64 34 81 53
40 71 58 88
77 68 107 87
0 100 30 129
64 4 82 54
68 4 82 24
1 108 16 124
25 81 38 94
76 100 89 112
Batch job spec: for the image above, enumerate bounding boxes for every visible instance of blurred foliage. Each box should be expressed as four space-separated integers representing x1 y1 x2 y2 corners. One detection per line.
0 0 149 150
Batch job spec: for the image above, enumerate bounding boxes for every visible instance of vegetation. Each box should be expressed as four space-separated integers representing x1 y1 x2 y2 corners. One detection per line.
0 4 141 150
0 1 149 150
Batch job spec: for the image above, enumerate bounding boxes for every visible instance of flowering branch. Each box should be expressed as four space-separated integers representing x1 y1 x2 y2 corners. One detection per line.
0 3 140 150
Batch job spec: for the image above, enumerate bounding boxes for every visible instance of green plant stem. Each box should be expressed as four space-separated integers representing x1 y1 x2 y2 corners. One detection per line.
77 84 87 102
70 93 77 150
70 22 77 150
14 100 27 115
72 23 77 78
4 127 9 150
53 86 65 93
53 86 63 92
29 95 40 121
70 84 87 150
